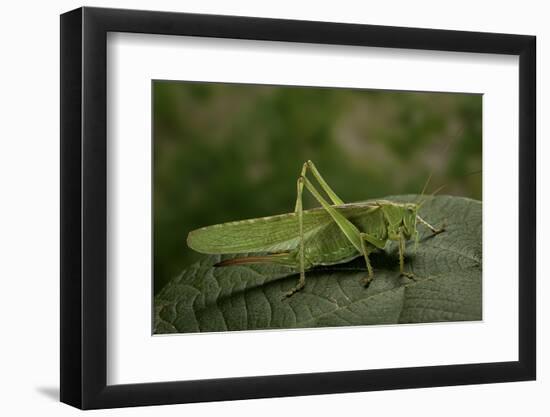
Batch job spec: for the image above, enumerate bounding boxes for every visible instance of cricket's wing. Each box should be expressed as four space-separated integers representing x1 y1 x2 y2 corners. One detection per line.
187 204 378 255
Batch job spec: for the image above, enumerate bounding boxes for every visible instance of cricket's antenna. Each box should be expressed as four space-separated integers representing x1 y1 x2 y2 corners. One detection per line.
462 169 483 178
418 171 434 201
418 169 482 208
428 184 447 198
416 126 465 205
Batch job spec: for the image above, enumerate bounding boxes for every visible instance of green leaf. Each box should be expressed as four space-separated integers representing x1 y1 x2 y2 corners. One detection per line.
154 195 481 333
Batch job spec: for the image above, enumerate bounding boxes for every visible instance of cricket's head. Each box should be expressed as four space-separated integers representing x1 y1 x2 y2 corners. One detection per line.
401 203 420 239
381 202 419 241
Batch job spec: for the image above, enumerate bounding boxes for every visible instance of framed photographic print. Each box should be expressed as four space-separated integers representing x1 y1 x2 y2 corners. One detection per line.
60 6 536 409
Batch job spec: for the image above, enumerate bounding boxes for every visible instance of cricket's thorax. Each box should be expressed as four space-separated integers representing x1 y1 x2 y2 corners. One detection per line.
379 202 419 240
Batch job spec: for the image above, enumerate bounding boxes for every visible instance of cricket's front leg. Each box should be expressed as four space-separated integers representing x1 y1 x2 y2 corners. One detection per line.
416 215 445 235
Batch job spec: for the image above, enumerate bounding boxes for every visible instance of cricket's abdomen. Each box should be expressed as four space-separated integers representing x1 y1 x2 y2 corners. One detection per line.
187 202 389 269
302 223 359 267
302 207 388 268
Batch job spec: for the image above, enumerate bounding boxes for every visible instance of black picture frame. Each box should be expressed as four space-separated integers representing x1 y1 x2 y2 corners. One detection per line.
60 6 536 410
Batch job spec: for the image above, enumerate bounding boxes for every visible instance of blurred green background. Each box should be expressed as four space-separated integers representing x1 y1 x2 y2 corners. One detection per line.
153 81 482 294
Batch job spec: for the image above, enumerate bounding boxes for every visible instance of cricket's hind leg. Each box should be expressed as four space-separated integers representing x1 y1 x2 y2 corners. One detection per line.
286 161 390 297
289 168 382 296
282 176 309 298
294 160 345 212
284 161 349 298
358 232 387 286
359 235 374 286
398 228 416 280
